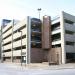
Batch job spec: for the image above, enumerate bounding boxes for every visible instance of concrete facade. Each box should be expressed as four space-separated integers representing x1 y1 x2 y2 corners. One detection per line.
2 18 29 63
1 11 75 65
51 11 75 64
0 19 12 61
2 17 43 64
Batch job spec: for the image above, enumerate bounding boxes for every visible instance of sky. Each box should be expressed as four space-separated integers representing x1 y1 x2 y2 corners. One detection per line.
0 0 75 20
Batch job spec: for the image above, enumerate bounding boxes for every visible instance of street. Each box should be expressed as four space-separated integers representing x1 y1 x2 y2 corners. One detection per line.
0 63 75 75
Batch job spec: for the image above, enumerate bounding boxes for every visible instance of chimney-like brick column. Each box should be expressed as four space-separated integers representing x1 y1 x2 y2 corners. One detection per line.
42 16 51 49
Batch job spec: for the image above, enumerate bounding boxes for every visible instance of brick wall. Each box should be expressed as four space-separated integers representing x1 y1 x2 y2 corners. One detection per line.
31 48 44 63
48 47 62 64
42 16 51 49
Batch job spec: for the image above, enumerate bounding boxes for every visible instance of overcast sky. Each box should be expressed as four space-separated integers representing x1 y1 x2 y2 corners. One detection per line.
0 0 75 20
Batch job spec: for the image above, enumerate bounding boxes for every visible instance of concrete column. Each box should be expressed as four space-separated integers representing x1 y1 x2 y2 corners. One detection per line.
60 11 66 64
26 16 31 64
11 20 14 62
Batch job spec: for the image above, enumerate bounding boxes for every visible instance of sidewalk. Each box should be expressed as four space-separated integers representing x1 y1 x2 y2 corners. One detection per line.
25 63 75 70
3 62 75 70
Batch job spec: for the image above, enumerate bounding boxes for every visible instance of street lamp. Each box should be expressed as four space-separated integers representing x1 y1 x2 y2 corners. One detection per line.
37 8 42 19
18 30 22 66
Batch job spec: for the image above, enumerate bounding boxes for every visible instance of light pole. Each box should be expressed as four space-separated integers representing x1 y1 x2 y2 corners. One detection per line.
18 30 22 66
37 8 42 19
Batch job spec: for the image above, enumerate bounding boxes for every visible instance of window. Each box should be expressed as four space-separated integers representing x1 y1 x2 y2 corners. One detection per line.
52 33 61 41
64 19 74 24
13 35 26 41
3 41 11 46
31 43 41 48
66 53 75 59
13 45 26 50
3 26 12 34
3 34 12 40
66 41 74 46
65 30 74 35
3 49 11 52
31 19 41 32
13 24 26 34
31 35 41 41
52 44 61 48
51 22 60 31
